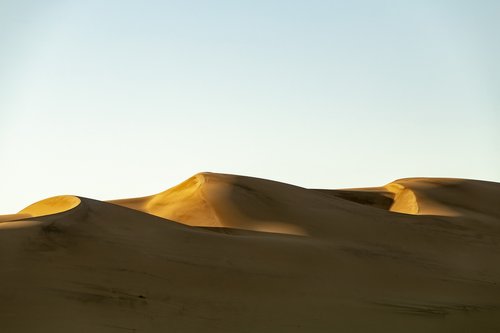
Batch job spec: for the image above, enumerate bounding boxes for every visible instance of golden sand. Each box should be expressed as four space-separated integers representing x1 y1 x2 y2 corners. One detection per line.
1 173 499 332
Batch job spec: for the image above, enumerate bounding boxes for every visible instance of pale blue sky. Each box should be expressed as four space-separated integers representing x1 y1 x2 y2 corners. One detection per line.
1 0 499 213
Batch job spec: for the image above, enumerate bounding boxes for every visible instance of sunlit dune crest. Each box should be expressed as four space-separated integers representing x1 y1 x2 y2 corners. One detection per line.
110 172 310 235
386 178 500 218
17 195 81 218
109 173 220 227
384 182 419 214
2 173 500 332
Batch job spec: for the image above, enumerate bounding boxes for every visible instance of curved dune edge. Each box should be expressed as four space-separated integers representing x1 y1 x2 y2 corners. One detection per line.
109 173 221 227
146 173 221 227
109 173 310 235
384 183 419 215
17 195 82 218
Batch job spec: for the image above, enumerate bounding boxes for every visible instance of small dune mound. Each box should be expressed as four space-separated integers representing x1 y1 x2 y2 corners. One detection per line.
384 178 500 219
18 195 81 218
315 178 500 219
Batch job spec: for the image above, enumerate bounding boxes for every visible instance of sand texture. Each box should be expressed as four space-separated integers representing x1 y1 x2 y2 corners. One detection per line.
1 173 500 332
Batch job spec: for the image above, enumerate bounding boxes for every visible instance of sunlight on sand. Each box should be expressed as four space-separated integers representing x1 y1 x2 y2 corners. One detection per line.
18 195 81 218
2 173 500 332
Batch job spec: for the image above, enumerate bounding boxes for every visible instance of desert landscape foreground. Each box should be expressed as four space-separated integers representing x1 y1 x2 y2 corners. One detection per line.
1 172 500 332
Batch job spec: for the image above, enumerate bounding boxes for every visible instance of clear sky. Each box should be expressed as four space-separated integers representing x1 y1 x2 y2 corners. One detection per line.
1 0 499 213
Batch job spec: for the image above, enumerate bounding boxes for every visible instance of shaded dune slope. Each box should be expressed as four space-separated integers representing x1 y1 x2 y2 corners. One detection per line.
2 173 500 332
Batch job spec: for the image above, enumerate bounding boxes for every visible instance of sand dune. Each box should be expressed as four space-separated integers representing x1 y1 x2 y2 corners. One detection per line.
17 195 82 217
387 178 500 218
1 173 500 332
321 177 500 219
0 195 81 222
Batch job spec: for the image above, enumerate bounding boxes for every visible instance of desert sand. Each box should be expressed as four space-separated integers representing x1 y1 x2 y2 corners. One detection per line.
1 172 500 332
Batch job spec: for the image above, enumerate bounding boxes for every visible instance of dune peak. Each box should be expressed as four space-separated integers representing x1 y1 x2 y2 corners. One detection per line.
17 195 81 218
